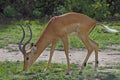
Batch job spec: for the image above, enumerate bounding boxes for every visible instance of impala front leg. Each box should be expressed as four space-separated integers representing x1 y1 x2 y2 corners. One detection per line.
62 36 71 75
45 41 57 72
95 50 98 71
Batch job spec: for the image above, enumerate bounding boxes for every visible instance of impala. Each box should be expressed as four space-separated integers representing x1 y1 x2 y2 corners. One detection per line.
18 12 118 74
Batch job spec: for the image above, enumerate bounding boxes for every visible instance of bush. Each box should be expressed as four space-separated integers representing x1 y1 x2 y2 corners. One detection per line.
0 0 119 20
67 0 110 21
92 0 110 20
53 5 68 16
32 9 41 17
3 5 17 17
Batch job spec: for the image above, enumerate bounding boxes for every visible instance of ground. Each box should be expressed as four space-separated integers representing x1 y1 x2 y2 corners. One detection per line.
0 45 120 72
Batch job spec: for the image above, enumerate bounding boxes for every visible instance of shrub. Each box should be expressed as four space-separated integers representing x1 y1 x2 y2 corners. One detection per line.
53 5 68 16
68 0 110 21
32 9 41 17
92 0 110 20
0 0 119 20
3 5 17 17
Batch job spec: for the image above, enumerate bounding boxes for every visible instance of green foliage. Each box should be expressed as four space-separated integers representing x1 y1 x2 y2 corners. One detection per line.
0 0 119 20
107 0 120 16
0 61 120 80
65 0 110 20
32 9 41 17
3 5 17 17
91 0 110 20
53 5 68 16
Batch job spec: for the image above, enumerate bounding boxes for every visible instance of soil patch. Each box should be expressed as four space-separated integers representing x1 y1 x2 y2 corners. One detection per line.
0 48 120 67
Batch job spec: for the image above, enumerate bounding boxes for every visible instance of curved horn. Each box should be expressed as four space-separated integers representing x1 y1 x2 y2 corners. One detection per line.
22 23 32 52
18 24 26 54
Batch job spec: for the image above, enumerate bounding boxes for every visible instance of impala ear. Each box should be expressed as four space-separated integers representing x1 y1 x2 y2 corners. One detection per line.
31 45 37 54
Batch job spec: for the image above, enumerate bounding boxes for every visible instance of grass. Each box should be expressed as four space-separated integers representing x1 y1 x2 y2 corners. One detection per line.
0 20 43 48
0 61 120 80
0 20 120 49
0 20 120 80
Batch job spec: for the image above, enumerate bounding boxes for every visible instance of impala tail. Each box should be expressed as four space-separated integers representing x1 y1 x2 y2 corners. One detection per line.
97 23 119 33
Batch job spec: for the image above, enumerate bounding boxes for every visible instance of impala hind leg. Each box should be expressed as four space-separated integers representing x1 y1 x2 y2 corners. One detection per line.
45 41 57 72
78 35 94 74
62 36 71 75
89 39 99 71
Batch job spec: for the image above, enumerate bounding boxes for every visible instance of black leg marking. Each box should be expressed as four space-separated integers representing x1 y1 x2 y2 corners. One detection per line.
66 70 72 75
84 63 86 67
79 71 83 75
26 57 29 60
96 61 99 64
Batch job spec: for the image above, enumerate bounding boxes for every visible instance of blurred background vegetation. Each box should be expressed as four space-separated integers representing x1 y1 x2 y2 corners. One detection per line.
0 0 120 23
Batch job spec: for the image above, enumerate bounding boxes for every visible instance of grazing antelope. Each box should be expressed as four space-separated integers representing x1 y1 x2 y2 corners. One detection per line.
18 12 118 74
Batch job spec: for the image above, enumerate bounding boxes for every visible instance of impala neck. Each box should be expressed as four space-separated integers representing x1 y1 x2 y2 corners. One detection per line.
30 30 52 66
35 35 51 55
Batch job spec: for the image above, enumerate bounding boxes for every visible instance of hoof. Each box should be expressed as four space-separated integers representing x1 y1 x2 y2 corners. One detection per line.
44 68 48 72
94 68 98 77
66 70 72 75
94 68 98 72
79 71 83 75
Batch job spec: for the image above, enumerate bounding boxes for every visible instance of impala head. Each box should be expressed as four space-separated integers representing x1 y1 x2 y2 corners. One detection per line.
18 24 37 71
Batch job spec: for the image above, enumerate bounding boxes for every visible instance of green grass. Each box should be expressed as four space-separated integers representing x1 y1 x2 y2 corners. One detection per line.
0 20 120 49
0 61 120 80
0 20 120 79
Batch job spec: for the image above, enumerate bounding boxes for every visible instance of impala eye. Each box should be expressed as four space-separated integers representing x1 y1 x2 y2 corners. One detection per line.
26 57 29 60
